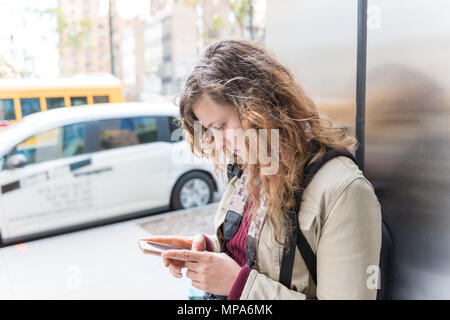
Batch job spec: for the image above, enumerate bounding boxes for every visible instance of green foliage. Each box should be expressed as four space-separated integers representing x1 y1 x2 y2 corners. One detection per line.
212 15 225 33
43 7 93 53
182 0 198 7
227 0 254 39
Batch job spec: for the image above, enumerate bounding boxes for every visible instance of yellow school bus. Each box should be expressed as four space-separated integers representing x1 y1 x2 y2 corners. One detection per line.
0 75 124 124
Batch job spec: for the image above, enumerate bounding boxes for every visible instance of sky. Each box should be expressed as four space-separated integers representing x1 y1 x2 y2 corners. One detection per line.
0 0 148 79
0 0 59 78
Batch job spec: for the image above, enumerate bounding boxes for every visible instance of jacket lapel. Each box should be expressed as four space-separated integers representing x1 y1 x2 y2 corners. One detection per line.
214 167 269 267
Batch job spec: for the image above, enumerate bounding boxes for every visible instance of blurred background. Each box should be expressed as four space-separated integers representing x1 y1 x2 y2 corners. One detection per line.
0 0 266 99
0 0 449 300
0 0 267 300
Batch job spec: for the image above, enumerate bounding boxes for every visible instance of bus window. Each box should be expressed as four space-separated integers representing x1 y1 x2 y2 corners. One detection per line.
46 97 65 109
70 96 88 106
93 95 109 104
20 98 41 117
0 98 16 120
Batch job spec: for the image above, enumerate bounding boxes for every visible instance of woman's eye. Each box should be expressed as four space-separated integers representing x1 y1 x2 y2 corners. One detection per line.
214 125 225 130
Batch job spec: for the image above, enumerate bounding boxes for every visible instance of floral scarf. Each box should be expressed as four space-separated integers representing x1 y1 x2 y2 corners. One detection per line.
226 168 268 268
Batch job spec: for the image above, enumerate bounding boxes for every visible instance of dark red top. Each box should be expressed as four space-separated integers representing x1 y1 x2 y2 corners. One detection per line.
204 199 253 300
225 199 253 266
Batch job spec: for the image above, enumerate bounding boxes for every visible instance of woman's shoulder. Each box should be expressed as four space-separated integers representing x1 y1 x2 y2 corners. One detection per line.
302 155 378 220
307 155 367 191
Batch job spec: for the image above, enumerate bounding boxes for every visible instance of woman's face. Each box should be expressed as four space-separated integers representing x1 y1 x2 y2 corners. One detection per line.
192 95 246 160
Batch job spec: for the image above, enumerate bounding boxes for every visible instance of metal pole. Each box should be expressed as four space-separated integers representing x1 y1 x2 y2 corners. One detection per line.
108 0 116 76
356 0 368 172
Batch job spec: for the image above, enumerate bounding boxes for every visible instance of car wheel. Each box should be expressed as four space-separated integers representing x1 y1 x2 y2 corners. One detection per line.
171 171 215 210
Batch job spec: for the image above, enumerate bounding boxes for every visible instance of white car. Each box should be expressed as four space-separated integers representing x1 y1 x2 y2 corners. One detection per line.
0 102 224 246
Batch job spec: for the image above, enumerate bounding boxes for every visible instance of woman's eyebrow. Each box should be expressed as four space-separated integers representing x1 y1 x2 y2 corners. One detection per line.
206 120 220 128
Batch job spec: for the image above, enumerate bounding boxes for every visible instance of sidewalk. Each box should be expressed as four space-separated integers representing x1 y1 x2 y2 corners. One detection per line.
138 202 218 237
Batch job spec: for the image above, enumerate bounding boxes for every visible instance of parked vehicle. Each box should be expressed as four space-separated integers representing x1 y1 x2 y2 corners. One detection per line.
0 101 223 247
0 74 125 126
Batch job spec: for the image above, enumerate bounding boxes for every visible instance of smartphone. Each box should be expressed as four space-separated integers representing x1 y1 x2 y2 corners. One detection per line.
138 239 184 256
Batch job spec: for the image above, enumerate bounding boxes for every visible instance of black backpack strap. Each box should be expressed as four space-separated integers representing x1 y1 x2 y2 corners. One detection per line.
227 162 243 183
279 144 356 289
202 162 244 301
279 188 304 288
221 161 244 252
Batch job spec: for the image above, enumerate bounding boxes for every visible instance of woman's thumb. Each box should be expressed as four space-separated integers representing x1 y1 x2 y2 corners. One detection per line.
191 234 206 251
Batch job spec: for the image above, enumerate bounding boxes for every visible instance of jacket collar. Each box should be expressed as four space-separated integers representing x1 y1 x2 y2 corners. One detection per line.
215 167 269 267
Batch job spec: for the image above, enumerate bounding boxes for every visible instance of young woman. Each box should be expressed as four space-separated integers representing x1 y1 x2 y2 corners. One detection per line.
147 39 382 300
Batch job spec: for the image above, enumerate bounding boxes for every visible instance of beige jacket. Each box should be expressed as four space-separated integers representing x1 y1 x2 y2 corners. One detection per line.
207 156 382 300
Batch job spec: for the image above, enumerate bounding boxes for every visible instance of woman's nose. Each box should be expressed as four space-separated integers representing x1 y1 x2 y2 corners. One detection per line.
212 131 225 149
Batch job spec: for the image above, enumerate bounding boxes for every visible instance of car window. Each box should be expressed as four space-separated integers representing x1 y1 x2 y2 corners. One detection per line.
130 117 158 144
99 116 159 150
0 154 6 170
168 116 183 141
0 98 16 120
14 123 86 165
63 123 85 157
99 118 138 150
20 98 41 117
16 128 62 164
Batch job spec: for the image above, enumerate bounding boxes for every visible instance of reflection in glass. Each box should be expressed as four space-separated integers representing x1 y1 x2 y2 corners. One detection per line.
63 123 85 157
16 128 61 163
99 117 159 150
14 123 86 165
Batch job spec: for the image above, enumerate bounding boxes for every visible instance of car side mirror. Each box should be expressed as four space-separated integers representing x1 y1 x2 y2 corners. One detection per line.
5 153 27 169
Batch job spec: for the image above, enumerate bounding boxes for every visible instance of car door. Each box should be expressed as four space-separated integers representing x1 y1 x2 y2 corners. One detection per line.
0 122 98 242
87 115 173 220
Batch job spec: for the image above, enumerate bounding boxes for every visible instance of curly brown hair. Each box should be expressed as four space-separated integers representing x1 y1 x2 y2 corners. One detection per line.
177 39 358 244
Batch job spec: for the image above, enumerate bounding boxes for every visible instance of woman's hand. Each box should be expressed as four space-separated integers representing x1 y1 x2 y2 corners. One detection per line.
162 249 242 296
141 234 206 278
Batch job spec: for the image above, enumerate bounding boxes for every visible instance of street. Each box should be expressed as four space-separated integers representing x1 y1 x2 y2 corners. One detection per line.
0 202 218 299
